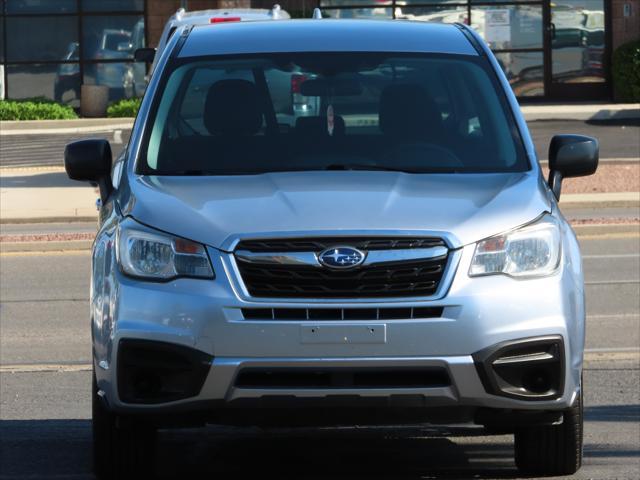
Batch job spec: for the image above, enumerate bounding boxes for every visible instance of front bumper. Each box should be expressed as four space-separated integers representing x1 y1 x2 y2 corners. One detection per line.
94 241 584 418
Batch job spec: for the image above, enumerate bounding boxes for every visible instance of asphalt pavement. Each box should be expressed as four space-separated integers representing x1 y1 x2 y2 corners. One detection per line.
0 235 638 479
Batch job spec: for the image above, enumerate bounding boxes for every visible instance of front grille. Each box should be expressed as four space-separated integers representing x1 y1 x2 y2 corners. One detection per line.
235 367 451 389
235 236 449 298
242 307 444 320
237 237 446 252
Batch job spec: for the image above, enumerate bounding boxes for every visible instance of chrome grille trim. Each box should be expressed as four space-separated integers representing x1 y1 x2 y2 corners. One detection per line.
235 246 449 268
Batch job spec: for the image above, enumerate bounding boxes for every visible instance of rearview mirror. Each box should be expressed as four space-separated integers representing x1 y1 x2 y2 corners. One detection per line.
300 78 363 97
134 47 156 63
548 134 598 200
64 139 113 202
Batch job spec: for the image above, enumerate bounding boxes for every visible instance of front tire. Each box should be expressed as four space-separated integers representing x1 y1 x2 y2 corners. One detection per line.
92 371 157 479
514 384 583 475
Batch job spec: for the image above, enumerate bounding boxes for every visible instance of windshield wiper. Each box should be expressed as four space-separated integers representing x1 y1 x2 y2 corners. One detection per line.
323 163 421 173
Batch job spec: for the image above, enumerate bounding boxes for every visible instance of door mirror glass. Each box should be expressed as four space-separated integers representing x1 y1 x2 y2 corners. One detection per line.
548 134 598 199
134 47 155 63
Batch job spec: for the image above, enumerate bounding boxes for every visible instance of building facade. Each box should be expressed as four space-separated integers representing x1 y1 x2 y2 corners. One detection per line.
0 0 638 105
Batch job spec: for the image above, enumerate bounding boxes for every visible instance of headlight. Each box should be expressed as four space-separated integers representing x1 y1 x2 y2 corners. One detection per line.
469 215 561 278
118 226 214 281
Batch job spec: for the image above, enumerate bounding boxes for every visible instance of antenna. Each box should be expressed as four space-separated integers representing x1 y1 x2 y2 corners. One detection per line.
312 8 323 19
175 7 186 20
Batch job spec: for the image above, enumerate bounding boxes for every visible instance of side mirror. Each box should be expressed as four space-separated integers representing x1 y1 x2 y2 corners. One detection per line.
117 41 133 52
64 139 113 203
134 47 156 63
548 134 598 200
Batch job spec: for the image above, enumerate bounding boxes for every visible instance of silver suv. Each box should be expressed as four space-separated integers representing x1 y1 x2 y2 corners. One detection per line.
65 19 598 480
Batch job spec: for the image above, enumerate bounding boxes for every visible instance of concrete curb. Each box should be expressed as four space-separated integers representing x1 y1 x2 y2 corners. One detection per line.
0 118 134 136
0 240 93 253
0 216 97 225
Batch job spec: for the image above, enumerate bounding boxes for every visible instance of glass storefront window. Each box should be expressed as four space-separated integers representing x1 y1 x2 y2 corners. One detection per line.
551 0 605 84
396 6 467 23
6 63 80 105
82 15 144 60
471 5 543 50
81 0 144 12
494 51 544 97
84 61 140 101
322 8 393 19
5 0 77 14
320 0 391 5
5 16 78 62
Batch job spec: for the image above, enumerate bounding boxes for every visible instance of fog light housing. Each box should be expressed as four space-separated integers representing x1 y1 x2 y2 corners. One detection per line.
473 336 564 400
117 339 213 404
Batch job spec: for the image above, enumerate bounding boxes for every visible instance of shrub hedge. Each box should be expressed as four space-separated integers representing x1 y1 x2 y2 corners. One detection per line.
107 98 142 118
0 98 78 121
612 40 640 102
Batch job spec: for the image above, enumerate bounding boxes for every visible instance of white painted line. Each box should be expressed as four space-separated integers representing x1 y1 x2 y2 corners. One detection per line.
583 254 640 259
586 313 639 320
585 347 640 353
113 129 123 144
585 280 640 285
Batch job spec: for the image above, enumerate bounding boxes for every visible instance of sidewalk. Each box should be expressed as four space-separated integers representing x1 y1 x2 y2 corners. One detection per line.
0 103 639 136
1 167 638 224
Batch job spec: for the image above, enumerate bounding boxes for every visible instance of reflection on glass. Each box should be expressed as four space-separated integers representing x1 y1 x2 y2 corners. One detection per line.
81 0 144 12
396 6 467 23
6 16 78 62
551 0 605 83
0 20 5 63
84 62 137 102
494 52 544 97
322 8 393 19
320 0 391 5
7 63 80 106
55 42 81 103
82 15 144 60
471 6 542 50
397 0 473 3
6 0 77 14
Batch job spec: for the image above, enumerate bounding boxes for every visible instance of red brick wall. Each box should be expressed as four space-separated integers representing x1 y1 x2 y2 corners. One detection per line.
612 0 640 51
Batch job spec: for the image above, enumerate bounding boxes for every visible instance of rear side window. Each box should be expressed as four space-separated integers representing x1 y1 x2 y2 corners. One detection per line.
141 53 528 175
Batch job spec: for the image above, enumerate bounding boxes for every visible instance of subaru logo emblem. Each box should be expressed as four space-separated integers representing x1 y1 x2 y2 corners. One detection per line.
318 246 366 270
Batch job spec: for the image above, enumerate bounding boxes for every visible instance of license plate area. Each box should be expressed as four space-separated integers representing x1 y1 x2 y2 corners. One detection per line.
300 324 387 344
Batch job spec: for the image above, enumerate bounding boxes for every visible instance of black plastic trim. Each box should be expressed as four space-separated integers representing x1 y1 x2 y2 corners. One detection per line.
473 335 565 401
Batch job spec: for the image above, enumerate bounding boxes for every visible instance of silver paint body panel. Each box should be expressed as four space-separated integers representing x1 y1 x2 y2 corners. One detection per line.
90 21 585 417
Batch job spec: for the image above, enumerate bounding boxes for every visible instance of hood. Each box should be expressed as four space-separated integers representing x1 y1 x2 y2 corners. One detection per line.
124 171 551 251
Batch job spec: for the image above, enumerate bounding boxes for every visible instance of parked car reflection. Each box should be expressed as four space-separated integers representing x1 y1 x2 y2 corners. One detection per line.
54 42 80 103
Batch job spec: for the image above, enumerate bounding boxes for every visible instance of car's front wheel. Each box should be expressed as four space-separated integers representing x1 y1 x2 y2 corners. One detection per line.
514 382 583 475
92 371 157 479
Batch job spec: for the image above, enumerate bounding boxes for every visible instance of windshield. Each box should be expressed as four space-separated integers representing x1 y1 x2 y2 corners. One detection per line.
140 53 529 175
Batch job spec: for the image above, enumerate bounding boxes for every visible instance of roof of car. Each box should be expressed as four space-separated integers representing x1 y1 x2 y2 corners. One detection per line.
179 20 478 58
174 8 289 24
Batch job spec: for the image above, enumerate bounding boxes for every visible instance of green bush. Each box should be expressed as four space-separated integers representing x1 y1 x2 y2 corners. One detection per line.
612 40 640 102
107 98 142 118
0 98 78 120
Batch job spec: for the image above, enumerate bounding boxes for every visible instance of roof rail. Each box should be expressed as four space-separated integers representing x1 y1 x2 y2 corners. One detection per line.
271 4 282 19
453 22 485 56
312 8 322 19
175 7 186 20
